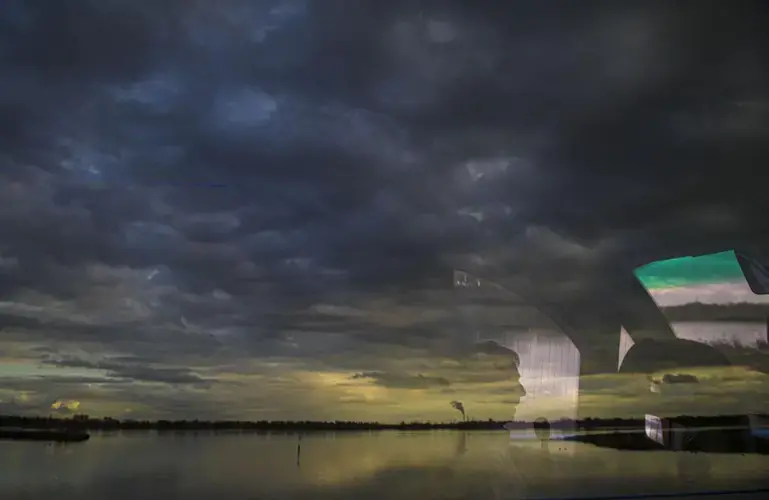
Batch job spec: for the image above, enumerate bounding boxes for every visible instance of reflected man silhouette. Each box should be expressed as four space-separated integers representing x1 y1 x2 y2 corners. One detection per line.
452 271 527 422
453 340 527 422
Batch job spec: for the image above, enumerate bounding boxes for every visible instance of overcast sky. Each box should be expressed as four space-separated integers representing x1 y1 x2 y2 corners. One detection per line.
1 1 768 422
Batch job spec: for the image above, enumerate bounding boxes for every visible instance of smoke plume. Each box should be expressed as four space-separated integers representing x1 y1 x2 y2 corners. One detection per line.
450 400 466 421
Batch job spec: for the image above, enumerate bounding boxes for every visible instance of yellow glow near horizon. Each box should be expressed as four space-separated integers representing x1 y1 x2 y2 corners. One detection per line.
51 399 81 411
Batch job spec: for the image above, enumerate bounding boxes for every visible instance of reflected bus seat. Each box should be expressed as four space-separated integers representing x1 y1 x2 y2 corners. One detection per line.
619 338 753 451
619 338 731 374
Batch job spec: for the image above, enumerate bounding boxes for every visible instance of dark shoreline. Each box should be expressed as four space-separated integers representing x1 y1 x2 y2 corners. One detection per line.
0 414 631 432
564 428 769 454
0 428 90 443
1 414 764 434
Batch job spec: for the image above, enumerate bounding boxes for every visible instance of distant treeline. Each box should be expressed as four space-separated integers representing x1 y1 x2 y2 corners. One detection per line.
663 301 769 322
0 414 759 433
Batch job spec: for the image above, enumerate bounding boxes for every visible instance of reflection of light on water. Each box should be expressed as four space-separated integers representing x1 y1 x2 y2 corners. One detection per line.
507 428 539 440
507 428 571 441
5 433 769 497
293 434 474 487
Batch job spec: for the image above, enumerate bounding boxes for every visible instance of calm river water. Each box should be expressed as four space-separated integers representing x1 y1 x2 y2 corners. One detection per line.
1 431 768 500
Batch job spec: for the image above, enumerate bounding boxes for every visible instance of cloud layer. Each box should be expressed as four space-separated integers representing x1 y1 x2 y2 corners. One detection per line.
1 0 768 421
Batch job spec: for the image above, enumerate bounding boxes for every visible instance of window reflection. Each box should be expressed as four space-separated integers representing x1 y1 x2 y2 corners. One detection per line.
453 270 580 425
631 250 769 433
635 251 769 347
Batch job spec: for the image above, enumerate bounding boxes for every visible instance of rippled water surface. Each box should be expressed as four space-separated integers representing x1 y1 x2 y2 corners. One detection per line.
2 431 768 499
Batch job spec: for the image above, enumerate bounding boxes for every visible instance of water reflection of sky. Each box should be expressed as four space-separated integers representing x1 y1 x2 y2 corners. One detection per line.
1 433 767 500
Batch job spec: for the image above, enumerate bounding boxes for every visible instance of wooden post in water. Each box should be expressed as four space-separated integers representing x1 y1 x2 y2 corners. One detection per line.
296 434 302 467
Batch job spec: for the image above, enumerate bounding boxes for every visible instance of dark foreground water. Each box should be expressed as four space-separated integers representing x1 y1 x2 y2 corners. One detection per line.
2 431 768 500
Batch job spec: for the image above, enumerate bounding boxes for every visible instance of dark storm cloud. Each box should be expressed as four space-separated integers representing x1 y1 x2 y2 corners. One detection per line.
0 306 223 357
350 371 451 389
43 356 208 386
1 376 125 389
1 0 768 412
